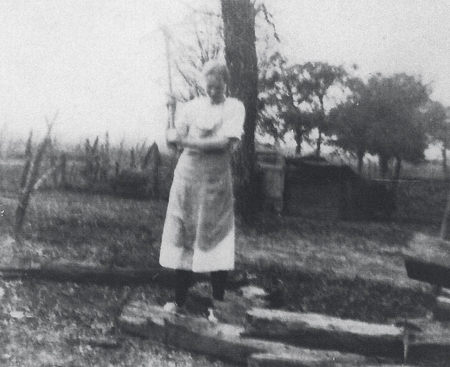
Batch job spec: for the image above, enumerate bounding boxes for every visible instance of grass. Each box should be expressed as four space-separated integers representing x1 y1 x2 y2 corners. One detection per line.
0 158 447 366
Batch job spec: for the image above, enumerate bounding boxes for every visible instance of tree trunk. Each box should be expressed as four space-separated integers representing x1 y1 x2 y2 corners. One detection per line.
379 154 390 179
357 150 364 175
221 0 258 222
315 96 325 158
442 140 448 179
294 130 302 155
60 153 67 188
316 128 322 158
393 156 402 182
388 155 401 204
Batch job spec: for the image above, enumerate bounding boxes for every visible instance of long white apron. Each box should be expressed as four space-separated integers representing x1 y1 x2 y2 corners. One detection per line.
159 149 235 272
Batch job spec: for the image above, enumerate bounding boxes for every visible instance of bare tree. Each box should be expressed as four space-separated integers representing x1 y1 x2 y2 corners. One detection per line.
15 113 58 243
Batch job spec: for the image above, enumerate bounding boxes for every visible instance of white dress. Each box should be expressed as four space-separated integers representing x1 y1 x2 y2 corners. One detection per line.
159 97 245 272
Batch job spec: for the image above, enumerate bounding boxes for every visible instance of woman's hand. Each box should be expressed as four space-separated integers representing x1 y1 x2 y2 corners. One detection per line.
166 94 177 109
181 135 230 152
166 128 180 149
199 129 214 139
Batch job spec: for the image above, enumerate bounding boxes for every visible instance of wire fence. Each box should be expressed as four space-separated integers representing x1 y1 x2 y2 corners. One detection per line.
394 178 449 225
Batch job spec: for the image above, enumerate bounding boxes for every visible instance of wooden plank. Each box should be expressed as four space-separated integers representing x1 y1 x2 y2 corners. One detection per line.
404 233 450 287
396 318 450 364
244 308 404 358
248 353 412 367
118 301 370 366
434 295 450 321
440 287 450 298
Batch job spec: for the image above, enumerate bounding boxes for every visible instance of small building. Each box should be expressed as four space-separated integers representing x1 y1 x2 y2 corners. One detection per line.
256 146 285 214
257 150 395 221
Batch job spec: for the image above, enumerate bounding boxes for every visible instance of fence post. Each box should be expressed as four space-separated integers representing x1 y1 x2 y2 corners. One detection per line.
60 153 67 188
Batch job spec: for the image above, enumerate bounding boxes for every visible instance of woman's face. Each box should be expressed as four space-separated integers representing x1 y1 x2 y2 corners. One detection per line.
205 74 226 104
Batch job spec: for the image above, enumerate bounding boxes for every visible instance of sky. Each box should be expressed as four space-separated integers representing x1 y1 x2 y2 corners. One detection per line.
1 0 450 147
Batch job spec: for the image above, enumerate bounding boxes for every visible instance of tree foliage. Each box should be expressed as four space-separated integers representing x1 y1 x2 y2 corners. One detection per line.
330 73 431 179
424 100 449 144
421 100 450 175
258 53 349 155
329 79 372 173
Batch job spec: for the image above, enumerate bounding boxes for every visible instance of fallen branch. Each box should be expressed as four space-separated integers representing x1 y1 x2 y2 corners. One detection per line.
66 335 121 349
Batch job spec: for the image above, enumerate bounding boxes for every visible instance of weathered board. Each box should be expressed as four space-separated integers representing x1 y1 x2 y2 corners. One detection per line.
402 318 450 364
248 353 413 367
434 295 450 321
118 301 371 366
244 308 404 358
404 233 450 287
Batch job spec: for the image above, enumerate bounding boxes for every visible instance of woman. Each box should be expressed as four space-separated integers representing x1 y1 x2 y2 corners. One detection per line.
160 60 245 319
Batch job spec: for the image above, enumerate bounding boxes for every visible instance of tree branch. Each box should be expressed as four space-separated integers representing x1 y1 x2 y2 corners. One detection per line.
180 0 221 18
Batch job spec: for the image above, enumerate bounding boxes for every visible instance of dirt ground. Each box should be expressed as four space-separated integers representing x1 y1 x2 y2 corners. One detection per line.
0 188 442 366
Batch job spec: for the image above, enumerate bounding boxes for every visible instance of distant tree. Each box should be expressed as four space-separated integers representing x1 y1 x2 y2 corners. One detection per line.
422 100 450 176
20 131 33 188
258 52 310 151
297 62 349 157
366 73 430 179
329 78 372 174
258 53 348 155
332 73 430 179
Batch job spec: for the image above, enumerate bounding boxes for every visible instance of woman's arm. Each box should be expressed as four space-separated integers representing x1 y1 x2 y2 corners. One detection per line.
180 135 231 151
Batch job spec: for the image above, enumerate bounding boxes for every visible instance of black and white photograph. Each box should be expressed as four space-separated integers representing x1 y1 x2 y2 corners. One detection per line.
1 0 450 366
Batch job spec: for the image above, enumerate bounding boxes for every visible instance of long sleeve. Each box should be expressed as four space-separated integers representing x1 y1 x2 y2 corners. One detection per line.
220 99 245 140
175 103 190 138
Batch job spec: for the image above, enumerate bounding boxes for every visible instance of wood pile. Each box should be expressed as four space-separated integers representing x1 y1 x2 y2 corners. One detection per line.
118 301 433 366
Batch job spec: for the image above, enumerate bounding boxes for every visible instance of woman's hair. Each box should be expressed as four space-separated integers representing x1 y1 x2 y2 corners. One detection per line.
202 60 229 84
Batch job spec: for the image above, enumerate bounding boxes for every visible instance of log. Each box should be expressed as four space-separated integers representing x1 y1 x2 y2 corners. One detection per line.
0 259 248 287
404 233 450 287
244 308 404 358
118 301 371 366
